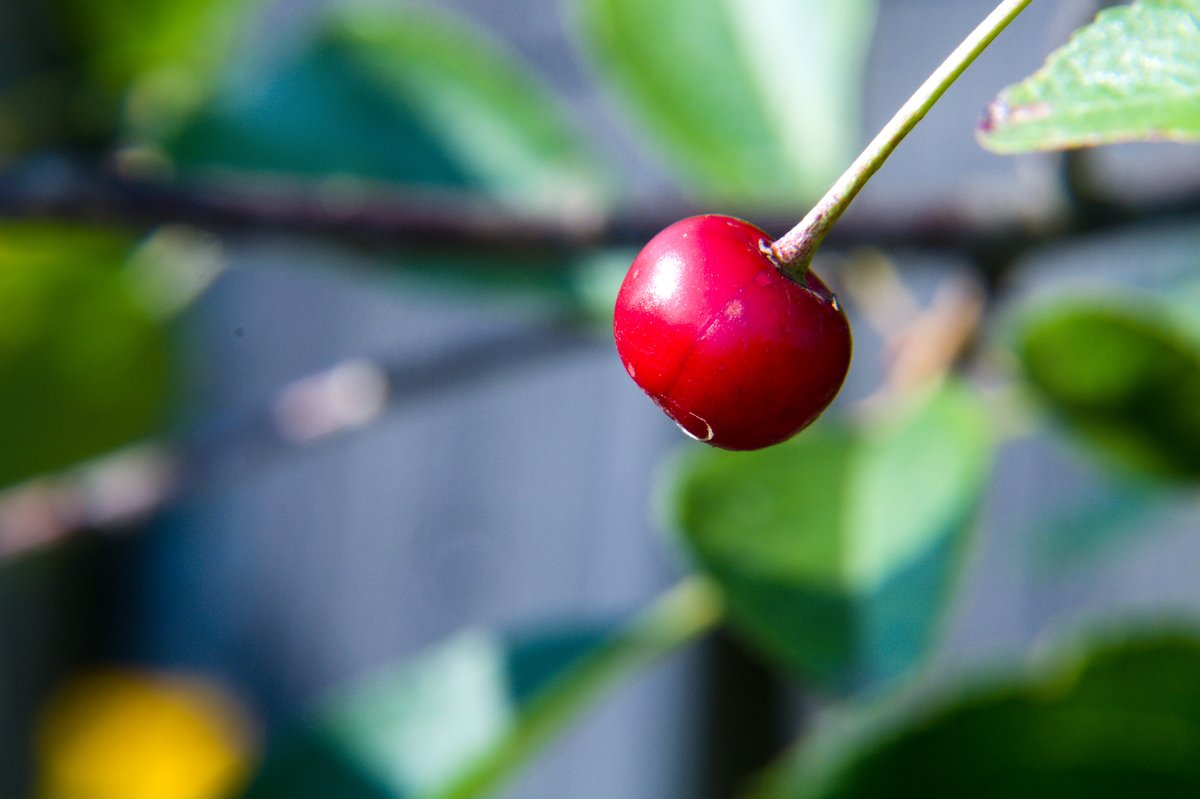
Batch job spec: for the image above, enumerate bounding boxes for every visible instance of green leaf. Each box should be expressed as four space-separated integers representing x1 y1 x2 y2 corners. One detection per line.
667 381 992 694
0 223 171 489
48 0 263 136
167 8 597 212
756 631 1200 798
1017 301 1200 480
241 629 610 799
335 12 598 211
53 0 248 87
979 0 1200 152
241 580 720 799
576 0 875 204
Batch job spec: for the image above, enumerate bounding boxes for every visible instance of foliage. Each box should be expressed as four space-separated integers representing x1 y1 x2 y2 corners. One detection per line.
0 223 170 489
165 7 598 211
3 0 1200 798
979 0 1200 151
1017 300 1200 480
577 0 875 203
752 631 1200 798
668 381 991 693
242 581 718 799
242 628 617 799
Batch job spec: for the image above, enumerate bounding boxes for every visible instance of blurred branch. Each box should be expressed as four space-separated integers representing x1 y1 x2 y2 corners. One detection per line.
1 158 1199 269
841 252 986 397
2 150 1198 550
184 318 596 480
0 318 596 557
0 445 177 559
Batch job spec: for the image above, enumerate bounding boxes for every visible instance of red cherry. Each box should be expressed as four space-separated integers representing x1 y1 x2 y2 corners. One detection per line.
613 214 852 450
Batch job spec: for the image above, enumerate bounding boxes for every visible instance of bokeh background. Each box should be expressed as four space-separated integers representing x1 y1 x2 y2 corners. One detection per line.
2 0 1200 797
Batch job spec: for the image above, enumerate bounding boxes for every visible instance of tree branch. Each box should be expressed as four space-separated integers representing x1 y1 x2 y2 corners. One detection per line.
1 159 1198 269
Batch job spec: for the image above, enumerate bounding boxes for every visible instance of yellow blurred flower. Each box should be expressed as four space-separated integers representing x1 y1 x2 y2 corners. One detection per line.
36 670 254 799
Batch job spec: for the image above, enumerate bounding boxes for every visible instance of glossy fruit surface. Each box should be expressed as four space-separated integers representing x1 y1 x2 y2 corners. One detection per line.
613 215 852 450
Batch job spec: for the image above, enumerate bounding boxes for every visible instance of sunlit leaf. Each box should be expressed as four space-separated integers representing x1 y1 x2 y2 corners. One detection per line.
0 222 171 488
1017 301 1200 480
168 8 597 212
667 381 991 694
241 629 603 799
336 11 598 211
242 585 719 799
979 0 1200 152
576 0 875 204
752 631 1200 798
52 0 248 87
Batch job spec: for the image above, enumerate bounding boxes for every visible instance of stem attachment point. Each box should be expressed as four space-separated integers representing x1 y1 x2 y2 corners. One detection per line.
770 0 1032 272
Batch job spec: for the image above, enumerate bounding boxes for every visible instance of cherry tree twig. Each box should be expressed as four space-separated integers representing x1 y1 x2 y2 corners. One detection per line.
0 160 1198 271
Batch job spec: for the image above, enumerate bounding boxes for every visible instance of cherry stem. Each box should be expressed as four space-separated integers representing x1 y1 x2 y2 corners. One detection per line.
769 0 1034 278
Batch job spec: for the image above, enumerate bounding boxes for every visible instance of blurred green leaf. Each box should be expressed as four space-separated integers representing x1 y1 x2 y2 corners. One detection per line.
576 0 874 204
168 8 598 212
0 223 170 489
667 381 991 694
52 0 247 87
48 0 263 137
241 628 609 799
1017 301 1200 480
337 11 598 211
242 580 720 799
978 0 1200 152
753 631 1200 798
167 38 470 187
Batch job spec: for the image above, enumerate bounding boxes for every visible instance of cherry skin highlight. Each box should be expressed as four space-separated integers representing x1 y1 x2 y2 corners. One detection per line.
613 215 852 450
